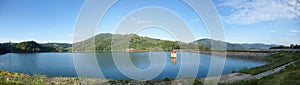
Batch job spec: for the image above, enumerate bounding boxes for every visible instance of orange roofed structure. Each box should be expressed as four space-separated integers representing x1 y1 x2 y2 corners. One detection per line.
171 50 177 58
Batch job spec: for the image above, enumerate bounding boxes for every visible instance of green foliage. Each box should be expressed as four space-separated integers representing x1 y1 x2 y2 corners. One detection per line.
270 44 300 49
240 52 300 75
225 58 300 85
193 39 279 50
163 78 171 81
0 41 72 53
41 43 72 52
0 70 82 85
198 45 210 50
15 41 41 52
0 44 9 54
270 45 290 49
193 79 203 85
158 41 178 51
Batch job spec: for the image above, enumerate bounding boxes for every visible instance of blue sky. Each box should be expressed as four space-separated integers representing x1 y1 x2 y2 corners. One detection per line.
0 0 299 45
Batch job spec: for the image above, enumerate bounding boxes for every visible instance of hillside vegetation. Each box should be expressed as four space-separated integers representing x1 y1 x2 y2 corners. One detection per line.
222 53 300 85
1 33 285 54
0 41 71 54
73 33 282 52
239 52 300 75
192 39 278 50
73 33 208 52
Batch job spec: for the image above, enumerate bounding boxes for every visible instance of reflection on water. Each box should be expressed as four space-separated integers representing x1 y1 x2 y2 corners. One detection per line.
171 57 177 64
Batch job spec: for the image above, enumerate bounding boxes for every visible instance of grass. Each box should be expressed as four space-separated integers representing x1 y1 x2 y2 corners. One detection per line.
239 51 300 75
257 60 300 85
0 70 84 85
0 70 202 85
0 70 48 85
221 58 300 85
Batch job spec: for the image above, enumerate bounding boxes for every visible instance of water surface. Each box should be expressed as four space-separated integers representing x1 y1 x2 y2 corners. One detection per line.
0 52 266 80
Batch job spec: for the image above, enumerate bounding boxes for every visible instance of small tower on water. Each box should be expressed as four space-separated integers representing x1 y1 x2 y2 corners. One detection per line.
171 50 177 58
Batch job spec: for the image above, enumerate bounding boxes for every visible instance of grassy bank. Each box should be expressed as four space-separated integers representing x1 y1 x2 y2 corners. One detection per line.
239 51 300 75
0 70 45 85
0 70 84 85
221 58 300 85
0 70 203 85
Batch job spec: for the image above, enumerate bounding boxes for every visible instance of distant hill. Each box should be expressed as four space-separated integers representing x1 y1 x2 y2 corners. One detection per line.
41 43 72 52
192 39 245 50
192 39 279 50
239 43 278 49
0 33 282 54
74 34 281 52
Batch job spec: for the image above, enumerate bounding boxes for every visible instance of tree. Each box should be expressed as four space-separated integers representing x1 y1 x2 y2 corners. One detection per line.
294 44 300 49
0 44 9 54
290 44 295 49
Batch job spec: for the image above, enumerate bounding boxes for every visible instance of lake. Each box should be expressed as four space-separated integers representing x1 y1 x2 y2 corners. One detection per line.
0 52 266 80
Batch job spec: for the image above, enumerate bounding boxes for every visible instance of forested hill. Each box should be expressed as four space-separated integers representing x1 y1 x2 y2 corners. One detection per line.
0 41 71 54
73 33 208 52
73 33 280 52
192 39 279 50
1 33 284 54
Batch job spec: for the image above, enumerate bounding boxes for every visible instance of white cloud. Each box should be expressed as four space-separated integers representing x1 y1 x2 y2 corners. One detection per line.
219 0 300 24
131 18 152 24
290 30 300 33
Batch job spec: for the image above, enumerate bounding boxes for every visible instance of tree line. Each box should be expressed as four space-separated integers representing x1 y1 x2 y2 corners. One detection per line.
270 44 300 49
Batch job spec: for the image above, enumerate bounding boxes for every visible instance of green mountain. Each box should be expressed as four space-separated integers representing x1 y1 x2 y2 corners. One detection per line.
192 39 279 50
74 33 281 52
0 41 72 53
73 33 208 52
0 33 281 54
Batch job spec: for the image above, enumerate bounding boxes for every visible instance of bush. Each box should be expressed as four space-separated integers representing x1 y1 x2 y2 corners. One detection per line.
163 78 171 81
193 79 203 85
